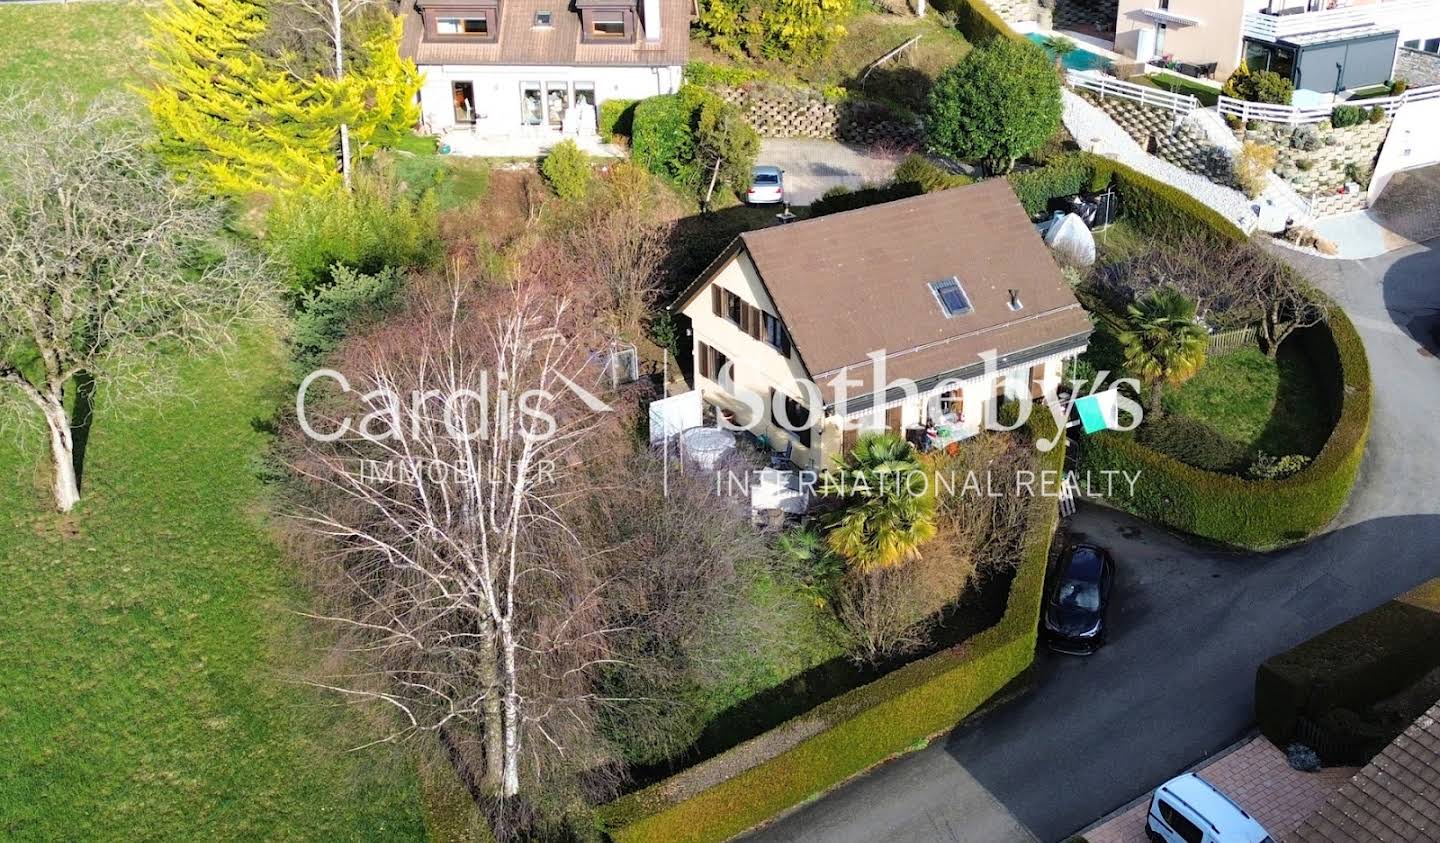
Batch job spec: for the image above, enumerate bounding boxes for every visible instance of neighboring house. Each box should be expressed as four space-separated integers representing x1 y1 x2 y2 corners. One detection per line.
1292 697 1440 841
1112 0 1440 93
673 180 1093 471
397 0 686 140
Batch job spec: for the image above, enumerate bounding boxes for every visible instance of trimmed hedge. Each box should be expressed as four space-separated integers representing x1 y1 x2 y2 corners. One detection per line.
1008 152 1246 241
597 413 1066 842
809 181 924 216
631 93 694 182
933 0 1023 45
1255 579 1440 761
1076 304 1370 549
600 98 639 142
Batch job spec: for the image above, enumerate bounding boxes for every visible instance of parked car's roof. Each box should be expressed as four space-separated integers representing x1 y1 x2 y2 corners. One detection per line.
680 178 1091 407
1063 545 1105 581
752 165 782 176
1158 774 1270 843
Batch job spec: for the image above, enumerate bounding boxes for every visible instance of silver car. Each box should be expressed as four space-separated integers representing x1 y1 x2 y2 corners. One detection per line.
746 165 784 205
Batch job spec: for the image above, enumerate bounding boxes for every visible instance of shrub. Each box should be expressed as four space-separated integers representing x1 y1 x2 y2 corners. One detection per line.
1390 78 1409 96
1290 125 1321 152
631 93 695 183
539 139 592 199
682 60 769 88
1223 62 1293 104
1367 105 1386 124
599 98 639 141
1295 158 1315 172
1247 452 1311 481
934 0 1021 45
1136 416 1248 474
809 181 924 216
1330 104 1363 128
1345 160 1374 186
1255 587 1440 758
893 154 974 193
1233 141 1277 199
267 164 441 294
597 413 1065 843
291 265 405 371
696 0 850 64
925 38 1062 174
1006 151 1101 216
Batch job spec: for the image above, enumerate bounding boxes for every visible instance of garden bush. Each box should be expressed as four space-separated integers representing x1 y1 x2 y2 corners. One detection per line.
1135 414 1248 474
924 37 1062 174
1330 104 1363 128
631 86 756 197
1255 583 1440 757
1367 105 1386 124
932 0 1021 45
267 164 441 294
631 93 696 183
809 181 924 216
1233 141 1277 199
597 413 1066 842
1007 151 1107 216
599 98 639 141
539 139 592 199
1076 303 1369 549
893 154 974 193
291 267 405 371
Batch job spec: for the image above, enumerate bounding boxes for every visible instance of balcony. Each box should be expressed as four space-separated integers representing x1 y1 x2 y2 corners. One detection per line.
1243 0 1440 44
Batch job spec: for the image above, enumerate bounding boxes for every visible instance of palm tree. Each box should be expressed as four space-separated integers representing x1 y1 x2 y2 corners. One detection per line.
1117 287 1209 418
821 433 937 574
1042 35 1078 72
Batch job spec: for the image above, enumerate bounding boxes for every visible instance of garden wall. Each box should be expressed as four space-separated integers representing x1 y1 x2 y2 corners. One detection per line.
596 414 1066 842
712 85 926 147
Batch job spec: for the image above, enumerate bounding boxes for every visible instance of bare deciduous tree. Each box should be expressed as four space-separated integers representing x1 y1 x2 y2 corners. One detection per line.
0 92 276 512
287 278 739 835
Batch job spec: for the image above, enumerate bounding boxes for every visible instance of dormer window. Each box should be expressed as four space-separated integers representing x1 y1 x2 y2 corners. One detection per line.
437 15 489 35
423 1 500 43
591 12 626 37
575 0 636 43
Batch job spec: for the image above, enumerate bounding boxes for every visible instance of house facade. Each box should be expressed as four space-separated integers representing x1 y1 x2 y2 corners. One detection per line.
674 180 1094 471
398 0 686 142
1113 0 1440 93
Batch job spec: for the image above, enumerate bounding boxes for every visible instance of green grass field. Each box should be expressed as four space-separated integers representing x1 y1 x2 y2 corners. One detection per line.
1164 345 1331 458
0 2 427 839
0 1 152 102
1132 72 1221 107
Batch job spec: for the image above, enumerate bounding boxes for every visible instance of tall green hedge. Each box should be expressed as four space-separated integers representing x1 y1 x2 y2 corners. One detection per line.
932 0 1022 45
631 93 695 183
1076 305 1370 549
599 98 639 142
597 413 1066 842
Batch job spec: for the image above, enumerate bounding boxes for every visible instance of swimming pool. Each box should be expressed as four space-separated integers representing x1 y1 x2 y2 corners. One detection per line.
1026 33 1112 73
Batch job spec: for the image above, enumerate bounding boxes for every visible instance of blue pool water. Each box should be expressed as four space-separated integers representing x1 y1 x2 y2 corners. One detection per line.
1026 33 1112 72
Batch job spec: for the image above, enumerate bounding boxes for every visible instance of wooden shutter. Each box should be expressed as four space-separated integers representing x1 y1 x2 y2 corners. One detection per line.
841 425 858 456
711 286 722 317
748 305 763 340
885 405 902 433
1030 363 1047 399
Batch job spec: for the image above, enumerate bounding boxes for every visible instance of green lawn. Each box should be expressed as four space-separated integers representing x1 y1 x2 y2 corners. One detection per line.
1132 72 1221 107
0 336 427 840
0 1 152 102
1164 345 1332 458
0 3 428 839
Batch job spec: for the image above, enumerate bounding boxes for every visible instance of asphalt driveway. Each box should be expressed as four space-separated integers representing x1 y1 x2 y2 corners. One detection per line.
755 139 902 206
744 239 1440 843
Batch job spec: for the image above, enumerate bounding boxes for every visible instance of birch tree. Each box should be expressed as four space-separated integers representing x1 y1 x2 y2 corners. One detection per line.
0 93 276 511
287 281 633 834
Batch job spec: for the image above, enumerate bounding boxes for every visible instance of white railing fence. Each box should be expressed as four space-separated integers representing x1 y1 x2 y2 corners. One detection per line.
1243 0 1440 43
1066 70 1199 116
1217 85 1440 126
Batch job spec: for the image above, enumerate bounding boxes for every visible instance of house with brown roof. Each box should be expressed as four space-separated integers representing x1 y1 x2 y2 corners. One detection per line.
1292 698 1440 841
397 0 686 145
673 179 1094 470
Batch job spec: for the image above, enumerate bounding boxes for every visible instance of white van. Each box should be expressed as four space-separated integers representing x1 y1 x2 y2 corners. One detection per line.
1146 773 1273 843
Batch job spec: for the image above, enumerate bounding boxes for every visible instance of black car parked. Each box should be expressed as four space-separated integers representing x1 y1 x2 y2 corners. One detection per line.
1042 544 1115 655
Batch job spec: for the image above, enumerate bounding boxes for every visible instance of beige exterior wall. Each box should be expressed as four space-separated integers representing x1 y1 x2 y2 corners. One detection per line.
1114 0 1251 79
681 250 1083 471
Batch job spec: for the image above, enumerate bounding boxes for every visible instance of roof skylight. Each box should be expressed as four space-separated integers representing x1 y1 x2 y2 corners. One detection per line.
929 277 971 318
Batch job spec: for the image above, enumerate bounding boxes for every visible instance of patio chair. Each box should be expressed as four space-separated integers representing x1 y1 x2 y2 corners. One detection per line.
769 440 794 470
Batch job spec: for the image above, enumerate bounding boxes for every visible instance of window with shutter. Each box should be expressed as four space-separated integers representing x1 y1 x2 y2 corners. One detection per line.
1030 363 1046 399
726 291 742 326
711 286 722 317
747 304 762 340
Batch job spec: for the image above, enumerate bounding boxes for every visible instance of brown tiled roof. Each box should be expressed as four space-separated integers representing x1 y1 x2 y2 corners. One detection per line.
1292 700 1440 842
684 179 1092 405
399 0 689 66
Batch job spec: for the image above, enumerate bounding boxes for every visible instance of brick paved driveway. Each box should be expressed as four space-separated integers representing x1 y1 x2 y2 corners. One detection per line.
1083 738 1357 843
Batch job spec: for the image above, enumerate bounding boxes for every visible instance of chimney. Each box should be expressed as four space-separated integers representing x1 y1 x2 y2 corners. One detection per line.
1008 289 1023 311
643 0 662 42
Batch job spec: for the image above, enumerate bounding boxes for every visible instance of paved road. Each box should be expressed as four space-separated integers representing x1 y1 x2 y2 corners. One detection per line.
745 239 1440 843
